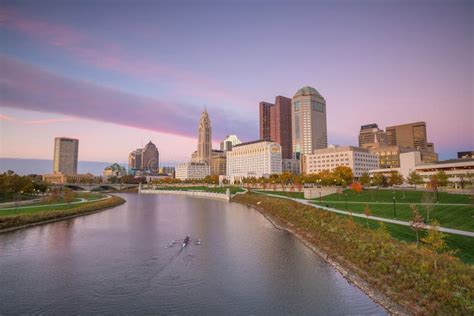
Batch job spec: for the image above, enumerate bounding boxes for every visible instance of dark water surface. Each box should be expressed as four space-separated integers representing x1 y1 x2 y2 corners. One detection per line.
0 193 386 314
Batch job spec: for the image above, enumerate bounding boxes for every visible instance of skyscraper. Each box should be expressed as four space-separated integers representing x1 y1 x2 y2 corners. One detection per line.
386 122 428 151
358 123 387 148
291 86 327 157
259 96 292 159
259 102 273 141
197 109 212 164
141 141 159 174
220 134 241 151
128 148 143 170
53 137 79 174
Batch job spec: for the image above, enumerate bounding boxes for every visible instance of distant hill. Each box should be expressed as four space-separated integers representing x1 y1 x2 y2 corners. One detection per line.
0 158 127 176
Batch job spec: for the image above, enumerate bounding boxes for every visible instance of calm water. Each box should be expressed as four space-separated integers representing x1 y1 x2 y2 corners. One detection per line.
0 194 386 315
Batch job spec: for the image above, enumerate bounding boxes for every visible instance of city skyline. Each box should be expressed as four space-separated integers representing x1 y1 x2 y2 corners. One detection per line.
1 0 473 164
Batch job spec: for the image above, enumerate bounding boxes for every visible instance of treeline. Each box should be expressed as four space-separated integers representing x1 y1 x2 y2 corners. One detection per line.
234 193 474 314
0 171 48 201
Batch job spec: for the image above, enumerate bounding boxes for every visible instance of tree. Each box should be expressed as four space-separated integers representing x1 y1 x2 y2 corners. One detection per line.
351 182 363 194
410 205 425 246
359 172 370 186
421 191 436 222
407 171 424 189
435 171 449 187
279 172 291 191
363 203 372 228
63 188 75 206
422 220 447 271
332 166 353 185
372 173 387 187
388 171 404 187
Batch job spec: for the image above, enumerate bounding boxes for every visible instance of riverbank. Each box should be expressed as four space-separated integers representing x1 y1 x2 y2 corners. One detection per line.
0 195 125 233
232 193 474 315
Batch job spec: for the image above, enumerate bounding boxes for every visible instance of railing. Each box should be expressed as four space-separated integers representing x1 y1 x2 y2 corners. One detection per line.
139 188 231 201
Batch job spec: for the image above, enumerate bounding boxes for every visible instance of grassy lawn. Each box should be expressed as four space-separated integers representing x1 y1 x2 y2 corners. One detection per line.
0 200 102 217
345 215 474 265
254 190 305 199
324 189 473 204
314 201 474 232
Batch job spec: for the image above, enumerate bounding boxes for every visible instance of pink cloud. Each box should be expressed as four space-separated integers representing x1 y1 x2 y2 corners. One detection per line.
0 6 253 107
0 55 255 140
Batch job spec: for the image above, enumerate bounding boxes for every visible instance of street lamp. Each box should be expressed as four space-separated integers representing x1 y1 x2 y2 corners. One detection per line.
392 195 397 219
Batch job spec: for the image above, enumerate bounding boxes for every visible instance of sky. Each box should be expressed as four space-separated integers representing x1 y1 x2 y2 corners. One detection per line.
1 0 473 167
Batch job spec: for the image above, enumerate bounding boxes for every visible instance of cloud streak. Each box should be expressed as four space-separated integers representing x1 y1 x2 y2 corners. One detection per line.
0 5 253 108
0 55 255 140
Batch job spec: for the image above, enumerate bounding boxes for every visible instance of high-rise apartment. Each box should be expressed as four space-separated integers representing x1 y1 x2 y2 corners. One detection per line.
197 110 212 164
358 124 387 148
259 96 293 159
53 137 79 174
291 86 327 158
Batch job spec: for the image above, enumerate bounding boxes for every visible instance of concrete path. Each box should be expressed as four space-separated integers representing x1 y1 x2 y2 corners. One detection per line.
0 196 110 211
255 192 474 238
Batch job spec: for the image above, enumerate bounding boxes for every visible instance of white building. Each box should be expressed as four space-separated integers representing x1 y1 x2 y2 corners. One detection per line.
175 162 210 180
370 152 474 186
226 140 282 183
302 145 379 178
220 134 242 151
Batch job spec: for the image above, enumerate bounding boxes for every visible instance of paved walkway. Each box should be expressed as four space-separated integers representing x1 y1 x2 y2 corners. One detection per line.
0 196 110 211
255 192 474 237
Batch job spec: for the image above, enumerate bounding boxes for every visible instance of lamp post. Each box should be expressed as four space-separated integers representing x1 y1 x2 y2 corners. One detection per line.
392 195 397 219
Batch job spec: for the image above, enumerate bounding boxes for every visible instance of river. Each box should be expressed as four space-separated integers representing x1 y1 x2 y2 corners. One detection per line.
0 193 386 314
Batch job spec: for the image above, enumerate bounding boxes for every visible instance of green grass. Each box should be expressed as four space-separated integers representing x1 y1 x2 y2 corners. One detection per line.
314 201 474 232
0 200 101 217
254 190 305 199
346 215 474 264
324 189 473 204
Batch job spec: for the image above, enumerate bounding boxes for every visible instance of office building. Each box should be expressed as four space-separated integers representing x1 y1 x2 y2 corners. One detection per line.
302 145 379 178
282 158 300 174
220 134 241 151
210 150 226 176
458 151 474 159
259 96 293 159
386 122 429 151
370 152 474 187
197 110 212 164
175 162 210 180
128 148 143 170
103 163 127 178
358 124 387 148
292 86 328 158
53 137 79 175
141 141 159 174
368 145 416 169
226 140 282 183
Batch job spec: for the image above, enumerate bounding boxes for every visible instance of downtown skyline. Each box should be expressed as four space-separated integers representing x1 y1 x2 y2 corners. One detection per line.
1 0 473 164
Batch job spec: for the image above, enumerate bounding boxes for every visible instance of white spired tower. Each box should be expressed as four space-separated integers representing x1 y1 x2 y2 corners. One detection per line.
197 109 212 164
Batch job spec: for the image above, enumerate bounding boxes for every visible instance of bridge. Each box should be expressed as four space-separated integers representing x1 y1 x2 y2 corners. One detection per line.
50 183 140 191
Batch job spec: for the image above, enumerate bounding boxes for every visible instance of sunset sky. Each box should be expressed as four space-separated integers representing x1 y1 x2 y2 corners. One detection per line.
1 0 473 165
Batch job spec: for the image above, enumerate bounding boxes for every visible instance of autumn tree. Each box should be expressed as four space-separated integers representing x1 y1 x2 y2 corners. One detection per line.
332 166 353 185
388 171 404 187
351 182 363 195
410 205 425 246
421 191 436 221
359 172 370 186
363 203 372 228
422 220 447 271
407 170 424 189
63 188 75 206
372 173 387 187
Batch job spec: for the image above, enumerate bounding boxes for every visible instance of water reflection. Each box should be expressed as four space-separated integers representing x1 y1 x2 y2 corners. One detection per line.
0 193 386 315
